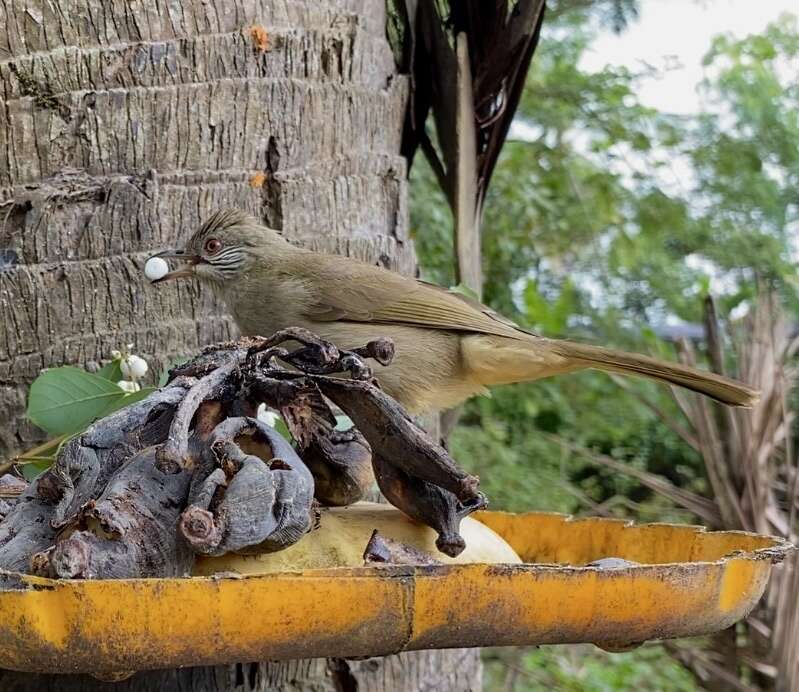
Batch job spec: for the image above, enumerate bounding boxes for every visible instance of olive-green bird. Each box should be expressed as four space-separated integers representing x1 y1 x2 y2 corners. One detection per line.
152 208 758 413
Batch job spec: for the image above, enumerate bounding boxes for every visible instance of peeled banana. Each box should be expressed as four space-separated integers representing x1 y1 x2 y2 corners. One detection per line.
193 502 521 575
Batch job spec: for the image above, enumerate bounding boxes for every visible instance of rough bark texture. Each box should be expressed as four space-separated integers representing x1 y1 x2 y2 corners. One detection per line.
0 652 482 691
0 0 414 459
0 0 480 688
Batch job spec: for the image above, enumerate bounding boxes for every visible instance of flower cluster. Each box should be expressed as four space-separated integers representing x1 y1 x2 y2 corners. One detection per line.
111 345 149 393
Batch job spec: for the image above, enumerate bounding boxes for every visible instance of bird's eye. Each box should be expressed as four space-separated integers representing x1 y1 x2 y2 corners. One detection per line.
204 238 222 255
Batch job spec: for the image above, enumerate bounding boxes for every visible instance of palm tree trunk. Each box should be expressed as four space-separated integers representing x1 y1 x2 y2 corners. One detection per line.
0 0 481 688
0 653 482 691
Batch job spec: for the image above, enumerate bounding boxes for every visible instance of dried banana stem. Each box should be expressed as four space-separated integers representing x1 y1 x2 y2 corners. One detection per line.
315 377 480 502
180 417 315 556
371 453 486 557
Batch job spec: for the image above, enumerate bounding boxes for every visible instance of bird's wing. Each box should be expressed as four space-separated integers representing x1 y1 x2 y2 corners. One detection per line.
417 280 530 334
298 255 530 340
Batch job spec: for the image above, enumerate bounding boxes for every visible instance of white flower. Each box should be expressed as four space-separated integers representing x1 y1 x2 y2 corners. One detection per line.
120 354 148 380
257 404 280 427
117 380 141 393
110 350 121 360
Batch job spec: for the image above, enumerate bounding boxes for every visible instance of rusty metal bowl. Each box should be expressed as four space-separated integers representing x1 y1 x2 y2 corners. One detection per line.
0 509 790 675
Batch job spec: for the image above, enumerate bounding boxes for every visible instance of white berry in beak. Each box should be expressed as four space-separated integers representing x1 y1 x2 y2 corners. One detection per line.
144 256 170 282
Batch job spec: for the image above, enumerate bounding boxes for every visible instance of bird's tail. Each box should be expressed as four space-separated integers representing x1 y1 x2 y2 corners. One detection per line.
548 340 758 408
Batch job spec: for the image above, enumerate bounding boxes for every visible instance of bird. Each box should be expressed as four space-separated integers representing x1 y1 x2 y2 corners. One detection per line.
151 208 758 414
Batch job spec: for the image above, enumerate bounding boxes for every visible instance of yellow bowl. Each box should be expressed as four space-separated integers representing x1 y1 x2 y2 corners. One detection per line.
0 508 789 675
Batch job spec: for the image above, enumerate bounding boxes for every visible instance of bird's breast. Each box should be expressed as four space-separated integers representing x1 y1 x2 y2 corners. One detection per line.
221 276 311 338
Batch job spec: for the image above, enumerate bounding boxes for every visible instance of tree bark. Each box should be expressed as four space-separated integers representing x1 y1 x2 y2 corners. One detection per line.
0 652 482 691
0 0 414 458
0 0 481 688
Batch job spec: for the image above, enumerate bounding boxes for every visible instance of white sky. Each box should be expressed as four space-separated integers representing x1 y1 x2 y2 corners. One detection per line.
580 0 797 114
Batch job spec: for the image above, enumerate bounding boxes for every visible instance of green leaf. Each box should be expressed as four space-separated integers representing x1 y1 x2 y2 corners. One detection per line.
97 358 123 382
21 460 53 482
15 434 67 463
27 366 130 436
257 406 294 442
272 417 293 442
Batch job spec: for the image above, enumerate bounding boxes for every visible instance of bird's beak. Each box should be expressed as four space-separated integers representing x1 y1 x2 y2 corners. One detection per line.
150 249 203 283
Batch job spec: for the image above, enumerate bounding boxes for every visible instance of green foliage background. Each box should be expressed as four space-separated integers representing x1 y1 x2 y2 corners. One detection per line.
410 4 799 688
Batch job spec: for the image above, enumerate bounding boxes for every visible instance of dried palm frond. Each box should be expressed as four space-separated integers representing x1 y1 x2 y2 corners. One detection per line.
390 0 546 293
